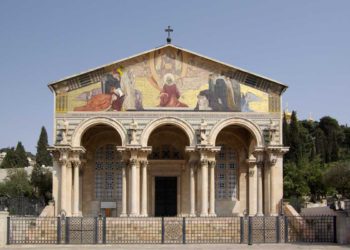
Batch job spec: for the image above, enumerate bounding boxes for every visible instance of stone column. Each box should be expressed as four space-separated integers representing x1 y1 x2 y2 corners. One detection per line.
129 158 139 216
209 160 216 216
247 155 257 216
59 152 68 214
264 164 271 215
270 160 278 216
66 162 72 216
200 159 209 217
141 160 148 217
120 162 127 217
189 163 196 216
72 160 80 216
256 162 264 216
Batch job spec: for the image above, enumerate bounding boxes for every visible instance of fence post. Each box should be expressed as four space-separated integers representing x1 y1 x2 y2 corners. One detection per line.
57 217 61 244
6 215 10 245
248 216 252 245
65 217 69 244
276 216 280 243
333 216 337 243
161 217 165 244
284 216 288 243
182 217 186 244
263 216 266 243
94 217 98 244
102 217 106 244
240 217 244 244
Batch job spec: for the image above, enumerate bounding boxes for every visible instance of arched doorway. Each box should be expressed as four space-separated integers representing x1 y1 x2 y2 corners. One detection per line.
81 124 123 217
147 124 190 216
215 125 256 216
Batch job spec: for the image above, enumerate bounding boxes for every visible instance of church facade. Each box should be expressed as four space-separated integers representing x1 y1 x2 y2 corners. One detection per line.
49 44 288 218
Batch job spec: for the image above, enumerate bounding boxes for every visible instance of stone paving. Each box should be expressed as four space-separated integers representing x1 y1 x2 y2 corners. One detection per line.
1 244 349 250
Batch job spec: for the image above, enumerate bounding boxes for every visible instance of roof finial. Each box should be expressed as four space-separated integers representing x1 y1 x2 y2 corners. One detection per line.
165 25 173 44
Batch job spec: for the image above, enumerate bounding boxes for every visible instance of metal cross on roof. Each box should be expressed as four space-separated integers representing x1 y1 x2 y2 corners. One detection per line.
165 25 173 44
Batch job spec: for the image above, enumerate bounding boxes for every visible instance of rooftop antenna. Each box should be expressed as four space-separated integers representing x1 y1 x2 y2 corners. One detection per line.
165 25 173 44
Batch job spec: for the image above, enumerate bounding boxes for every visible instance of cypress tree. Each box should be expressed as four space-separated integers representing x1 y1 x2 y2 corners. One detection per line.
315 128 326 162
0 148 17 168
283 112 289 147
287 111 303 165
36 127 52 166
15 141 29 168
319 116 341 163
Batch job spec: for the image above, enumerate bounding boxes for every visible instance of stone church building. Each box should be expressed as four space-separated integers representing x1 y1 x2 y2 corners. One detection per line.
49 44 288 218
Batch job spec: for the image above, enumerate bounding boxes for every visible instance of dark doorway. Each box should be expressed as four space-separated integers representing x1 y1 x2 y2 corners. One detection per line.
155 177 177 217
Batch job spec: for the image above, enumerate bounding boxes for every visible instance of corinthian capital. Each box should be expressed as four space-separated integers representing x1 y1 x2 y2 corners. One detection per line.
208 160 216 168
129 158 138 166
266 153 278 166
140 160 148 167
200 158 209 166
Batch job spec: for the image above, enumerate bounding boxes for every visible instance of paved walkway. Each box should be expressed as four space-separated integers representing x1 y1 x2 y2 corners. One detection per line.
1 244 349 250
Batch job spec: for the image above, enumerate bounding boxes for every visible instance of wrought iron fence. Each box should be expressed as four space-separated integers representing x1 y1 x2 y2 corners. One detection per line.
285 216 336 243
186 217 241 244
7 215 337 245
0 196 45 216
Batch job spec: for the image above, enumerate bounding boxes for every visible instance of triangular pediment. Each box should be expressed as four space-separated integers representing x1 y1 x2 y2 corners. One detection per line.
51 44 287 113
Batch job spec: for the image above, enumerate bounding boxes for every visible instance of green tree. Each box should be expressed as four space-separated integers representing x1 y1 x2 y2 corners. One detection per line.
0 169 33 197
15 141 29 168
323 161 350 198
283 161 310 198
319 116 344 162
283 112 289 147
302 157 328 201
0 147 17 168
31 164 52 202
36 127 52 166
285 111 303 165
315 128 327 163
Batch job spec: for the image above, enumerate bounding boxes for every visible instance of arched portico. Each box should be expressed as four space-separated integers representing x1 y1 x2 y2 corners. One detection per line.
71 117 127 147
209 117 264 148
143 119 192 217
210 118 265 216
140 117 196 147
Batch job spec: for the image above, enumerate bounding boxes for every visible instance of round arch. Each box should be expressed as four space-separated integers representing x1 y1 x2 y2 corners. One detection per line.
209 117 264 147
71 117 127 147
140 117 196 147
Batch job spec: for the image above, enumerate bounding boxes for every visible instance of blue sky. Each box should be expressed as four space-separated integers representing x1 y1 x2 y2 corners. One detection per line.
0 0 349 153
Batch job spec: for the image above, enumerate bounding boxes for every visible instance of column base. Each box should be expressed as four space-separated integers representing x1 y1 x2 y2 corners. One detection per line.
270 213 278 216
208 213 217 217
189 213 196 217
120 213 128 217
256 213 264 216
140 214 148 217
200 213 209 217
129 213 141 217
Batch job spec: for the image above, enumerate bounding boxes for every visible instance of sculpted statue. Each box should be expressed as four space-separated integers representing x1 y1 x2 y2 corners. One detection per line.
130 119 138 145
200 119 208 145
60 119 69 144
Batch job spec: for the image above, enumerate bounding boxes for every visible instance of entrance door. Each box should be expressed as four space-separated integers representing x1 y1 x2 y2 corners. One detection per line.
155 177 177 216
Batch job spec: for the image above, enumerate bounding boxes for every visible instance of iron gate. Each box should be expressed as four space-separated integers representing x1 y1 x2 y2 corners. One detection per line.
7 215 337 244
